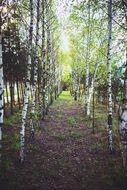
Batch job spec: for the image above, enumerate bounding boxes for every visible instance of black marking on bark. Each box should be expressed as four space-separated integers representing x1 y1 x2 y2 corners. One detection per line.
108 114 112 126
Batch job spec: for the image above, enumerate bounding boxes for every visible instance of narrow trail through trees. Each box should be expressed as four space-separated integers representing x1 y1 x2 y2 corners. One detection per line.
1 91 127 190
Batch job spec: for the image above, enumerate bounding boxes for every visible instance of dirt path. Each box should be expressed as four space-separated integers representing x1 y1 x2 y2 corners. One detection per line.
1 91 127 190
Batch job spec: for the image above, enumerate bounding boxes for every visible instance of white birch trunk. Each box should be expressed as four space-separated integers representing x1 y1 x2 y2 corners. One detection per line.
107 0 113 151
84 0 90 116
87 62 99 116
39 0 46 118
85 63 90 115
30 0 40 138
120 48 127 172
45 0 52 112
73 66 80 101
58 64 62 95
20 0 33 162
0 27 4 160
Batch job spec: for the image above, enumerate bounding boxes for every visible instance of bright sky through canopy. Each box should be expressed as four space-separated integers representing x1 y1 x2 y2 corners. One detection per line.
55 0 75 52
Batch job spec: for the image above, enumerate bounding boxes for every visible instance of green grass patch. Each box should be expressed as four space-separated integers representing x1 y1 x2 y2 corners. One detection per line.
10 133 20 151
91 141 105 150
11 141 20 151
53 132 66 141
58 91 72 101
2 158 13 171
69 132 82 139
4 112 21 126
27 110 42 121
67 116 77 126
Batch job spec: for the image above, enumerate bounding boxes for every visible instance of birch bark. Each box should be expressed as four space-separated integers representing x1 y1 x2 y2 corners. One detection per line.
0 16 4 160
30 0 40 139
45 0 52 113
107 0 113 151
120 48 127 173
84 0 90 116
20 0 33 162
39 0 46 118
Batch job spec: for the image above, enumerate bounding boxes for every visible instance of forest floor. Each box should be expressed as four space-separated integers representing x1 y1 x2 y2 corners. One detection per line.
0 91 127 190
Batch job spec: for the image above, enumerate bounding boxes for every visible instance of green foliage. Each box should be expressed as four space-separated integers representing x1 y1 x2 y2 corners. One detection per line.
67 116 77 126
58 91 72 101
4 112 21 126
3 133 20 151
10 134 20 151
11 142 20 151
31 111 42 121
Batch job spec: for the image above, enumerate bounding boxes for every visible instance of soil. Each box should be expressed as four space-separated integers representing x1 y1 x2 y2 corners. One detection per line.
0 91 127 190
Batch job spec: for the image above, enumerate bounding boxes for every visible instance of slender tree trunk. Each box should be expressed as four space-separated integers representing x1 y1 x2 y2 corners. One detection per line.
87 62 99 115
85 61 89 115
10 79 14 114
5 80 9 105
30 0 40 139
92 89 95 134
73 67 80 101
0 23 4 161
16 80 21 109
39 0 46 118
58 63 62 95
84 0 90 116
21 82 24 104
20 0 33 162
120 48 127 173
107 0 113 151
45 0 52 113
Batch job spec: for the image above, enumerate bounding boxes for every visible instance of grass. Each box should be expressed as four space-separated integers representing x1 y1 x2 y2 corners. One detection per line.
1 158 13 171
27 110 42 121
67 116 77 126
3 133 20 151
53 131 82 141
4 112 22 126
53 132 66 141
91 141 105 151
69 132 82 139
58 91 72 101
11 141 20 151
10 134 20 151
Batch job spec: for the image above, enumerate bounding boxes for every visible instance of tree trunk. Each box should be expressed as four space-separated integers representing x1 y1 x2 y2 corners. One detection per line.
107 0 113 151
45 0 52 114
5 80 9 106
20 0 34 162
10 79 14 114
21 82 24 104
84 0 90 116
30 0 40 139
87 62 99 116
16 80 21 109
0 24 4 161
120 48 127 173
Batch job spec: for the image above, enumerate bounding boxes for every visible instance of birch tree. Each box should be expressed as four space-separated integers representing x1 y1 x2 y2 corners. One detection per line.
120 48 127 173
107 0 113 151
30 0 40 139
40 0 47 118
84 0 91 116
20 0 34 162
0 7 4 161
